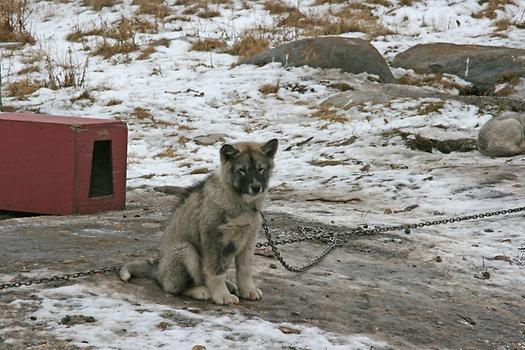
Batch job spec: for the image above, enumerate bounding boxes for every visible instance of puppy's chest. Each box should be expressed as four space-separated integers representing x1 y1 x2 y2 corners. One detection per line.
218 211 262 250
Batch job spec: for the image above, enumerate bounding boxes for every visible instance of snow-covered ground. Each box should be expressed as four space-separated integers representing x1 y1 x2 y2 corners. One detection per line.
13 284 387 350
1 0 525 348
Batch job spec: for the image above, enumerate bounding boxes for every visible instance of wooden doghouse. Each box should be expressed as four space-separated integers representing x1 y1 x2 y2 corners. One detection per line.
0 113 127 215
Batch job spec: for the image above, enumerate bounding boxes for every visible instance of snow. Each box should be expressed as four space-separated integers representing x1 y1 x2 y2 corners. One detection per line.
28 284 390 350
1 0 525 347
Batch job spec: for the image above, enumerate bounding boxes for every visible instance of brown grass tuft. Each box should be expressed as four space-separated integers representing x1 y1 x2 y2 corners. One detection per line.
133 0 169 19
226 33 269 58
191 38 227 51
17 64 40 75
106 98 123 106
0 0 35 44
137 46 156 59
264 1 295 14
82 0 121 11
312 107 347 123
71 89 95 103
5 79 43 98
417 101 445 115
472 0 515 19
259 81 280 94
197 9 220 18
132 106 153 120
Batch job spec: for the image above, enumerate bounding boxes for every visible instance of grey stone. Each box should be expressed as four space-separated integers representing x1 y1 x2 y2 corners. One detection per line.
238 37 395 83
392 43 525 94
321 78 439 108
192 133 227 146
477 113 525 157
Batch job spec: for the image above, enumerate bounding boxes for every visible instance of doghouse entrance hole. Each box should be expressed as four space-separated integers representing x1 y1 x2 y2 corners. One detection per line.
89 140 113 197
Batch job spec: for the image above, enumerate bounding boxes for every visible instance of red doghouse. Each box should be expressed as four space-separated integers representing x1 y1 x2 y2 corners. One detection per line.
0 113 127 215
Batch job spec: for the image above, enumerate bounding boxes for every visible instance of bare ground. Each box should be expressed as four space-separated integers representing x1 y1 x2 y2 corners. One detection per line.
0 188 524 350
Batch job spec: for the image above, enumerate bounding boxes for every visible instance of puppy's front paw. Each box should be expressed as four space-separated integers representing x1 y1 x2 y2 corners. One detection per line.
212 292 239 305
239 287 263 301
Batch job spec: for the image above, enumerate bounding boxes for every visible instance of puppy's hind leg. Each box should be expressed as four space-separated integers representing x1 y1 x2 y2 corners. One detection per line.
157 247 191 295
181 244 210 301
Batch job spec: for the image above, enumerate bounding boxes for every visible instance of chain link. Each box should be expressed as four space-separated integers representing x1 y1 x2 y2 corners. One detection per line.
0 265 121 291
257 206 525 272
1 206 523 290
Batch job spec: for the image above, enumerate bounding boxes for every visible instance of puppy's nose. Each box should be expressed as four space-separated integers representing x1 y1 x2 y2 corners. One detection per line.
250 184 261 194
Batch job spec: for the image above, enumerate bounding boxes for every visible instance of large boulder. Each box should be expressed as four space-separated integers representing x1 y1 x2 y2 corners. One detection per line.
392 43 525 94
477 113 525 157
238 37 395 83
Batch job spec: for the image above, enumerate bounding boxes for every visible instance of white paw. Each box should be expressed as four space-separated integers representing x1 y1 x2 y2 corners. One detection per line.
185 286 211 301
119 268 130 282
212 292 239 305
239 287 263 301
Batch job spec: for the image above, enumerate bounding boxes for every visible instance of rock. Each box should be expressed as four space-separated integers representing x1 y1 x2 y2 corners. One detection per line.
321 78 439 108
238 37 395 83
392 43 525 94
193 133 227 146
477 113 525 157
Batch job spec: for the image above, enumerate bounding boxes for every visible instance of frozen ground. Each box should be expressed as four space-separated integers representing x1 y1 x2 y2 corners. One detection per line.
1 0 525 349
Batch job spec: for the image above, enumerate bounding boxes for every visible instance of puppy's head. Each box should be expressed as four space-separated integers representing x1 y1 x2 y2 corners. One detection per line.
220 139 278 197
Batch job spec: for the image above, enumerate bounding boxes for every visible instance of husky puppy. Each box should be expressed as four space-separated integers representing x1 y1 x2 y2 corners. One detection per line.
120 139 278 305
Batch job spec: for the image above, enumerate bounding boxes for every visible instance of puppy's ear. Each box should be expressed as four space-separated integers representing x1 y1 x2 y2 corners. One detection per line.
262 138 278 158
220 144 239 161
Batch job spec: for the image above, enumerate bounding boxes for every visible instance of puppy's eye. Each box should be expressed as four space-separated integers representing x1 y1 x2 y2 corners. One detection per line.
237 168 246 176
258 166 265 174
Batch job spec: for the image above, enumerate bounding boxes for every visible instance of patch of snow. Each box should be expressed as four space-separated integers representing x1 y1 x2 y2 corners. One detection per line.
29 284 391 350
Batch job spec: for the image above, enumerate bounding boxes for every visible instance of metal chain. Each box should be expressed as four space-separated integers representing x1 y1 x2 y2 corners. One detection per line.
1 206 524 290
257 206 525 272
0 265 121 291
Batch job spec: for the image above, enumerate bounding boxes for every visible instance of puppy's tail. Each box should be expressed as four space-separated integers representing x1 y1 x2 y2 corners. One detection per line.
119 258 158 282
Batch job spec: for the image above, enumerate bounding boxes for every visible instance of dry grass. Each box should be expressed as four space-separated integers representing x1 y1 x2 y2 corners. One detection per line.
67 17 156 42
264 1 295 14
93 38 138 58
258 81 280 94
417 101 445 115
137 46 156 59
191 37 227 51
17 64 40 75
313 0 347 4
0 0 35 44
494 18 511 30
71 89 95 103
106 98 123 106
132 106 153 120
5 79 43 98
82 0 121 11
132 0 169 19
397 73 472 94
226 33 269 58
277 8 323 29
43 49 89 90
156 147 177 158
488 72 521 96
197 9 221 18
472 0 516 19
312 107 347 123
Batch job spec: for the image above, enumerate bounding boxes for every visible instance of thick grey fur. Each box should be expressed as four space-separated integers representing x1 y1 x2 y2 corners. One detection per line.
120 139 278 305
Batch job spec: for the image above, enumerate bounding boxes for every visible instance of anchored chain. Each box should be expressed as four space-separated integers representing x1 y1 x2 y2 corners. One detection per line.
1 206 524 290
257 206 525 272
0 265 120 291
